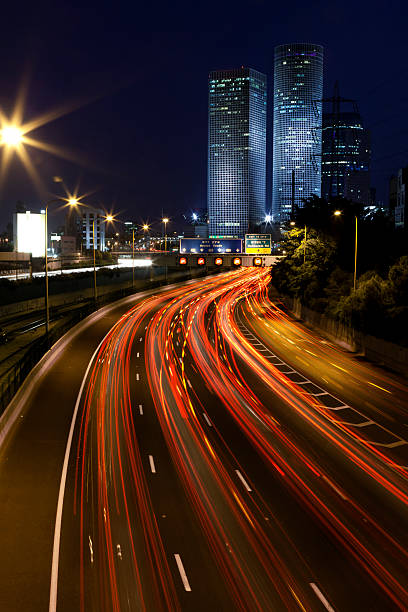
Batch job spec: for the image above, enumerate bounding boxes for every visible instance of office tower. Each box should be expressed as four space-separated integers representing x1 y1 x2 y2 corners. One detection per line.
321 84 370 205
81 208 106 251
208 67 267 239
272 43 323 223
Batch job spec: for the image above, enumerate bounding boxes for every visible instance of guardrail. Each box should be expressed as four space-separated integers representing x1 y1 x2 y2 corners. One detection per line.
0 266 215 415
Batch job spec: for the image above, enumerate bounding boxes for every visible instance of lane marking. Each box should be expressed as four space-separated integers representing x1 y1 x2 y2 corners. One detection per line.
368 381 392 394
139 405 143 415
136 373 140 381
136 352 140 358
174 554 192 592
149 455 156 473
310 583 335 612
236 315 407 452
88 536 94 564
235 470 252 492
49 335 106 612
203 413 212 427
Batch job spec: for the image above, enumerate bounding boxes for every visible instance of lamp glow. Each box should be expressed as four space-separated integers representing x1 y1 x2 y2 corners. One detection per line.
1 126 23 146
334 210 342 216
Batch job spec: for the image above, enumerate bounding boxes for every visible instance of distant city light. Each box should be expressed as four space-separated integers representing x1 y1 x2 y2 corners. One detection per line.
334 210 342 216
192 213 198 221
265 214 272 223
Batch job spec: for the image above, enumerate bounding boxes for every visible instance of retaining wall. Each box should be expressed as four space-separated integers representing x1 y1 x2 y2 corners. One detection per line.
283 296 408 378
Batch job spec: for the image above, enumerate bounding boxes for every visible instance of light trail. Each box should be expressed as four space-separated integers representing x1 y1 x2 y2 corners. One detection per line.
59 268 408 610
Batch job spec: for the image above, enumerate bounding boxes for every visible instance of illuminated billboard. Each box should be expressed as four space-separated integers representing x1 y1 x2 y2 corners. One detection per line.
245 234 271 255
179 238 242 254
14 212 46 257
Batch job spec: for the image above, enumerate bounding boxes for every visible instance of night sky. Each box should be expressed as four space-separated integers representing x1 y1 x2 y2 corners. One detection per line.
0 0 406 232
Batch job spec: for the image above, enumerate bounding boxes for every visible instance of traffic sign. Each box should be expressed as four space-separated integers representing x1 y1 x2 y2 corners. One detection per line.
245 234 271 254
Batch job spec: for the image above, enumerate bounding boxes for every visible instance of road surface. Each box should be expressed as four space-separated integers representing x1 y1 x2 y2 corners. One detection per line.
0 268 407 611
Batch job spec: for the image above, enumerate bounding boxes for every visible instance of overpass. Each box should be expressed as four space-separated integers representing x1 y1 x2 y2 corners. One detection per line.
116 252 283 269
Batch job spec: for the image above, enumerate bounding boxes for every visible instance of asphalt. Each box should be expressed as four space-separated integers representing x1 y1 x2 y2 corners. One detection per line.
0 269 407 611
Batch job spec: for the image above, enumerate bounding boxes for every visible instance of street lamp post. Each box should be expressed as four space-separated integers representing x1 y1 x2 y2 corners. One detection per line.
92 219 97 302
162 218 169 252
132 229 135 289
44 196 79 336
353 215 358 291
303 225 307 264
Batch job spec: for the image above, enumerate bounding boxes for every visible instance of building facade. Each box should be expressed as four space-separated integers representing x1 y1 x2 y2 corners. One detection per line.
81 208 106 251
272 43 323 223
208 67 267 239
389 167 408 229
322 110 370 204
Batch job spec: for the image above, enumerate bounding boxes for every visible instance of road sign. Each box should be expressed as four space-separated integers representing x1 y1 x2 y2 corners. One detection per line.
245 234 271 255
179 238 242 254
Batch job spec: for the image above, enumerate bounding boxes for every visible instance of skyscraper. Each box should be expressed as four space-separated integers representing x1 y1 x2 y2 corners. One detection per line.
321 86 370 205
272 43 323 223
208 67 267 239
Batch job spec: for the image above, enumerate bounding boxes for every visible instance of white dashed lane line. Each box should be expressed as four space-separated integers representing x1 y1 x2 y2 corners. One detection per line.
235 470 252 492
174 554 192 592
310 582 336 612
148 455 156 474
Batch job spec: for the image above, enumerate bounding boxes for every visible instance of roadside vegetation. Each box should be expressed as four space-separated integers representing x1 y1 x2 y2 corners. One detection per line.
272 196 408 346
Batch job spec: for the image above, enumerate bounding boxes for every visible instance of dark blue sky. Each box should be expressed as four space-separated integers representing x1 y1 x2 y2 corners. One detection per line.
0 0 406 231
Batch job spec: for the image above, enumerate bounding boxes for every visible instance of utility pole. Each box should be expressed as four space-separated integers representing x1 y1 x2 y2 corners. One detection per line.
353 216 358 291
132 229 135 289
93 219 97 302
45 208 49 335
303 226 307 264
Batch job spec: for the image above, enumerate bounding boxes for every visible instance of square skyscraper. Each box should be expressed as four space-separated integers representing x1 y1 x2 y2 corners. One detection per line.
272 44 323 223
208 67 267 239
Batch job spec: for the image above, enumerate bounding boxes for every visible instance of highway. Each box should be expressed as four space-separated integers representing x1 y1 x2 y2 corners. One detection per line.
0 268 407 611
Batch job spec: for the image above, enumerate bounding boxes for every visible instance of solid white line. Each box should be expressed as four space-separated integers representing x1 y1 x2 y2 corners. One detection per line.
49 336 105 612
235 470 252 492
149 455 156 473
174 554 192 591
310 582 335 612
139 405 143 415
203 413 212 427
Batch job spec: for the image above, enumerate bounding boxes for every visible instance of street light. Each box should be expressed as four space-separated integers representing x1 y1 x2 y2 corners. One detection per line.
1 125 23 146
334 210 358 291
44 194 79 336
162 217 169 252
142 224 150 252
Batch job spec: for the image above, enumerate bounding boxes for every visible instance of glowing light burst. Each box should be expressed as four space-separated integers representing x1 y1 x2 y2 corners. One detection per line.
0 86 100 193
